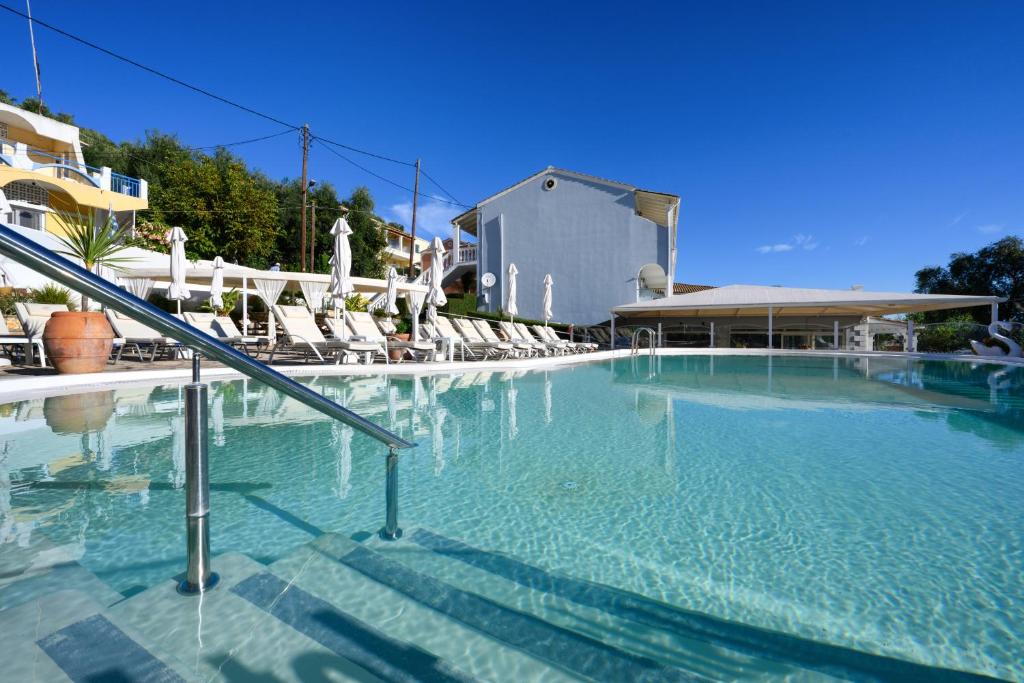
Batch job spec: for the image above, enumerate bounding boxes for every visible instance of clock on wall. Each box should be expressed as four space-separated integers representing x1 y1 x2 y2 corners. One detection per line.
480 272 496 288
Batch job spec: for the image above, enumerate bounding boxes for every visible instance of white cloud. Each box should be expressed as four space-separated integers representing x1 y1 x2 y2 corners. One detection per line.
387 196 462 240
793 233 819 250
975 223 1004 235
756 243 794 253
756 233 819 254
854 235 870 247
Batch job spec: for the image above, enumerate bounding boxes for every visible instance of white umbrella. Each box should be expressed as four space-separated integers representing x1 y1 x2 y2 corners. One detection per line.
166 226 190 314
542 273 553 326
329 217 354 340
426 237 447 330
506 263 519 324
384 266 400 316
210 256 225 310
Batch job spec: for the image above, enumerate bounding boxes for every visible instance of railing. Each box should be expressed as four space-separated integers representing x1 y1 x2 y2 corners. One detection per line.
1 137 144 198
110 172 141 198
443 245 477 271
631 327 657 358
0 223 415 592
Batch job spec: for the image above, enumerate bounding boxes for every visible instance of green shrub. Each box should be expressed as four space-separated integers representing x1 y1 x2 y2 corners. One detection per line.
30 284 77 311
0 289 32 316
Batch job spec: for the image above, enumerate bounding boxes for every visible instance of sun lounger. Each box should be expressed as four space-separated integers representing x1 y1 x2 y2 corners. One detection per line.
105 309 182 362
497 320 548 356
471 319 534 357
271 305 380 364
0 316 48 366
439 316 512 359
183 312 268 358
346 311 436 362
533 324 590 353
512 322 568 356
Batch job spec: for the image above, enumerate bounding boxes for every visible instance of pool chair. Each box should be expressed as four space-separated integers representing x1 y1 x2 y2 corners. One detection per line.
104 309 182 362
346 311 436 362
515 322 569 356
418 321 461 362
183 312 268 358
438 316 512 360
270 305 380 364
15 302 81 366
532 325 589 353
0 314 48 366
471 319 534 358
498 321 549 356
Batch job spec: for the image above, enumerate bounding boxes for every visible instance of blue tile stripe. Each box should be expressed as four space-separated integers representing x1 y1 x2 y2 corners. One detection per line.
37 613 185 683
335 545 704 682
232 573 476 683
410 529 1000 683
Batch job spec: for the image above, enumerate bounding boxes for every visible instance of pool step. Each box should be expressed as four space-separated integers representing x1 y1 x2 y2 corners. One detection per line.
0 588 198 682
269 533 709 682
362 528 1001 683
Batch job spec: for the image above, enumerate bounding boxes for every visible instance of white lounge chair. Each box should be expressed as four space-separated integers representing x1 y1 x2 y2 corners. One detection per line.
499 321 550 356
105 309 182 362
446 317 513 359
14 303 75 367
472 319 533 357
347 311 436 362
271 305 379 364
0 317 47 366
533 324 590 353
183 312 268 357
513 322 566 356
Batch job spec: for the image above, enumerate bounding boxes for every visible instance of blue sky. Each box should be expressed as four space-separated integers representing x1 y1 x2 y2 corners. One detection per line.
2 1 1021 290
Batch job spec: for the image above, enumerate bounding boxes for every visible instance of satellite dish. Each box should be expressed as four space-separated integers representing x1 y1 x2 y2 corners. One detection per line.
481 272 496 288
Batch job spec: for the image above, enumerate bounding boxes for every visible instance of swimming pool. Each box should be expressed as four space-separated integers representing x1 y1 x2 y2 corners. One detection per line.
1 355 1021 681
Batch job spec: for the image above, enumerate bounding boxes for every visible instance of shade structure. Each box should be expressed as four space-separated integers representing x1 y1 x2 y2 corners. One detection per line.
165 226 190 313
506 263 519 321
299 280 328 313
0 189 11 217
542 273 553 325
122 277 154 302
210 256 225 309
329 217 355 340
384 266 400 316
426 237 447 330
253 278 286 342
613 284 1006 318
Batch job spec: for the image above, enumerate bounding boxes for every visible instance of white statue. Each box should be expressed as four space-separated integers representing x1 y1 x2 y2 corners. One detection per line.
970 320 1022 357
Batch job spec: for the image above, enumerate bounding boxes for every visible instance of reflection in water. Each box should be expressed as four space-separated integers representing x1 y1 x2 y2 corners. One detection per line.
332 422 352 499
169 415 185 489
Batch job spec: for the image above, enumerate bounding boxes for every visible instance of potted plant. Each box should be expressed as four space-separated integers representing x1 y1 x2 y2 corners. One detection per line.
44 207 134 374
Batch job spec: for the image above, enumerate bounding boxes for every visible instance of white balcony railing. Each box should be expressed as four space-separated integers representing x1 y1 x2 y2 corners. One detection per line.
444 245 477 271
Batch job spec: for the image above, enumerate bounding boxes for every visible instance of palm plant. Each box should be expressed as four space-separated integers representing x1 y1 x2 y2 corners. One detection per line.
52 206 135 310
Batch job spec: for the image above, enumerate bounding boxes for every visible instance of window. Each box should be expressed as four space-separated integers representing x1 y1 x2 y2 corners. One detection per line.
4 181 50 207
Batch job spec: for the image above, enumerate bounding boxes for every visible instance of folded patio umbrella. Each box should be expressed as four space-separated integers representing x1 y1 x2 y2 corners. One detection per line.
210 256 225 309
542 273 553 326
506 263 519 324
165 226 190 314
385 266 400 317
329 216 354 340
426 237 447 330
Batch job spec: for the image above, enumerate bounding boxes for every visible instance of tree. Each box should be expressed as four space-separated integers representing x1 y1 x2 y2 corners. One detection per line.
343 186 387 279
914 236 1024 323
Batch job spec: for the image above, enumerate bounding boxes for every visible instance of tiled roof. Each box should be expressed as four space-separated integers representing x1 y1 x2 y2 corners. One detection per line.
673 283 716 295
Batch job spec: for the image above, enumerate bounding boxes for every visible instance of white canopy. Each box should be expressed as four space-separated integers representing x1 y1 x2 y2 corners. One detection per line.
613 284 1005 318
253 278 286 341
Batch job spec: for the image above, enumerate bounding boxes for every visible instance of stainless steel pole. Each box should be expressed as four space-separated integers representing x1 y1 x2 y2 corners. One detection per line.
178 358 219 594
379 447 402 540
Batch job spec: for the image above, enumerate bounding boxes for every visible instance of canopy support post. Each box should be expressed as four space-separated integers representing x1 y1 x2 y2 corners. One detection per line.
833 320 839 350
610 314 615 351
767 307 773 350
242 276 249 334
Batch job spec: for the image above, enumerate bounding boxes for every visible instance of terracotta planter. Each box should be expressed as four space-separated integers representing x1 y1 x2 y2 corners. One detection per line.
43 311 114 374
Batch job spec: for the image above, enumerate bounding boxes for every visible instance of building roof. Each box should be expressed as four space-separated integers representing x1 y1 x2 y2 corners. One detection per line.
673 283 716 295
613 284 1004 317
452 166 680 235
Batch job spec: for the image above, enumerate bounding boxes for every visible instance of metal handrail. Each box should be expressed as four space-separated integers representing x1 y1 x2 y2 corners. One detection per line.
0 224 414 450
631 327 657 358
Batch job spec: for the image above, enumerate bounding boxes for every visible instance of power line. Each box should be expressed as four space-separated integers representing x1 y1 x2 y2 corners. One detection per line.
313 140 471 209
313 135 415 167
187 128 297 150
419 166 463 206
0 1 300 130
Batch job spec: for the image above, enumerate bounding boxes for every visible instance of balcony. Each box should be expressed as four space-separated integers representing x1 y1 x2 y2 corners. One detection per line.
0 138 147 201
443 245 477 271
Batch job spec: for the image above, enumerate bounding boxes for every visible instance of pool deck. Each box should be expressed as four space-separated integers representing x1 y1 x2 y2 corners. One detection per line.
0 347 1021 401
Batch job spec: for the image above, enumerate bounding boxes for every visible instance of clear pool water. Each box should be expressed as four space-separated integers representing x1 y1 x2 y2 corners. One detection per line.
1 355 1022 680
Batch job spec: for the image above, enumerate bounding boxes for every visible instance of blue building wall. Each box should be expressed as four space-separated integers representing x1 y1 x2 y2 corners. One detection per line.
476 170 671 324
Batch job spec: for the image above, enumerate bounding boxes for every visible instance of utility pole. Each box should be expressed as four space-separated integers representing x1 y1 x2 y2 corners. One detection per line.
299 124 310 272
309 200 317 271
26 0 43 109
408 158 420 276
